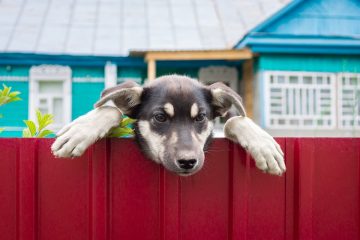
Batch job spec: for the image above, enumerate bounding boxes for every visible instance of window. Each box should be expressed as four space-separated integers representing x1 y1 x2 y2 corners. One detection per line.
199 66 239 134
338 73 360 129
264 71 336 129
199 66 238 90
29 65 72 129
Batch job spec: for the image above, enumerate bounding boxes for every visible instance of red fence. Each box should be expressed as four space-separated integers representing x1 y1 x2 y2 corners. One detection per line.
0 138 359 240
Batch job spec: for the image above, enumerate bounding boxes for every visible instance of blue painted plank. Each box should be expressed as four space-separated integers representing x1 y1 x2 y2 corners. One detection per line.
259 54 360 73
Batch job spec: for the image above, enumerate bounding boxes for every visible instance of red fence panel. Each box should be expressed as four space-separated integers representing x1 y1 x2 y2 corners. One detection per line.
0 138 359 240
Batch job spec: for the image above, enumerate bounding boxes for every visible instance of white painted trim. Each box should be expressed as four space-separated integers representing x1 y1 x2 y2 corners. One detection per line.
263 71 271 128
73 77 104 83
117 77 142 84
263 71 336 130
29 65 72 128
105 62 117 88
338 73 360 129
0 127 24 131
0 76 28 81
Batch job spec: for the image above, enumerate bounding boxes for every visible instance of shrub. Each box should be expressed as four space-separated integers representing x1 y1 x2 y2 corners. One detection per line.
22 110 54 138
0 84 21 133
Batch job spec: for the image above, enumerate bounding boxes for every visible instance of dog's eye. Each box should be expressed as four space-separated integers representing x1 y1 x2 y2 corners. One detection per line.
154 113 167 122
195 113 206 122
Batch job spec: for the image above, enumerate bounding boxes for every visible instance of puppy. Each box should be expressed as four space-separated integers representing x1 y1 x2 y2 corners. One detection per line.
51 75 285 176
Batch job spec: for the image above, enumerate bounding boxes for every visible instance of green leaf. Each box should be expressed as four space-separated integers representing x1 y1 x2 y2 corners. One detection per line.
38 129 54 138
0 84 21 106
36 110 43 129
109 127 134 137
9 91 20 97
36 109 42 122
7 97 21 104
0 96 10 106
22 110 54 138
22 128 32 138
23 120 37 136
37 110 54 131
2 84 10 96
120 117 136 127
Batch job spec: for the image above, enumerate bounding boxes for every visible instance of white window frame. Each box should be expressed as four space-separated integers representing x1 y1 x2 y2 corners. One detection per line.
29 65 72 129
338 73 360 129
264 71 336 129
105 62 117 88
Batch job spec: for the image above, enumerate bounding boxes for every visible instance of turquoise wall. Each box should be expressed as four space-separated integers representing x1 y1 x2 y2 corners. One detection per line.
0 65 28 77
72 82 104 119
0 81 29 137
71 66 105 119
73 67 104 78
259 54 360 72
0 65 29 136
118 67 145 84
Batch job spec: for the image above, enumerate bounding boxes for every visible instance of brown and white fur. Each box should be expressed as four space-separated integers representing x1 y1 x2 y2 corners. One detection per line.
51 75 285 176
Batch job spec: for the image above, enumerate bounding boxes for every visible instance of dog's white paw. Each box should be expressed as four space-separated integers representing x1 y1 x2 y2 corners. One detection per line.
51 106 121 158
224 116 286 175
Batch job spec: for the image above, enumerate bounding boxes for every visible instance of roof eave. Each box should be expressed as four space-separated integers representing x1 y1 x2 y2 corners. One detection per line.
0 52 145 67
246 36 360 54
234 0 305 49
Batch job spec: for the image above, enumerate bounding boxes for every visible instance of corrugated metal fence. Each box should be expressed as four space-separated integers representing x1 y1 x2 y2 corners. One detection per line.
0 138 359 240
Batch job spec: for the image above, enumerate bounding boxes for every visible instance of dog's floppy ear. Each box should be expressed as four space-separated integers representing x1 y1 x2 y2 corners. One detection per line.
94 80 143 117
207 82 247 118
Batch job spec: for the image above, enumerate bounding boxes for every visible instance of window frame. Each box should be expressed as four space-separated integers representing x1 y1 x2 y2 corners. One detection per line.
338 73 360 129
263 70 337 130
29 65 72 129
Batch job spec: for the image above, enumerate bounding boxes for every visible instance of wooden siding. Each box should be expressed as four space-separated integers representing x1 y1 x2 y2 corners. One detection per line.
259 54 360 72
262 0 360 37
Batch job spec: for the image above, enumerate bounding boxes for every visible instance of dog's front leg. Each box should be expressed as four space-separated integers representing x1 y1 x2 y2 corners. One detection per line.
224 116 286 175
51 106 121 158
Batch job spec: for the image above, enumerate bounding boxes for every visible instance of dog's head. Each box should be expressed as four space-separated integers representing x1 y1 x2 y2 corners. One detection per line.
95 75 246 176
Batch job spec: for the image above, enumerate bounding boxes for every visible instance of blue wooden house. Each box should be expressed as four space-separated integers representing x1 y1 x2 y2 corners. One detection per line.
237 0 360 136
0 0 288 137
2 0 360 137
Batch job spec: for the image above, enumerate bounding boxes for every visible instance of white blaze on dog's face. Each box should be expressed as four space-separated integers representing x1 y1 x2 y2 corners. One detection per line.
98 75 244 176
132 76 217 176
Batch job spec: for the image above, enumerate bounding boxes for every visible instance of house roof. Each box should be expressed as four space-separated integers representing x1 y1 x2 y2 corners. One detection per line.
0 0 290 57
236 0 360 54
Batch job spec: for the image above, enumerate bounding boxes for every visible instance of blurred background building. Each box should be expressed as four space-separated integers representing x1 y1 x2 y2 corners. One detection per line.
0 0 359 137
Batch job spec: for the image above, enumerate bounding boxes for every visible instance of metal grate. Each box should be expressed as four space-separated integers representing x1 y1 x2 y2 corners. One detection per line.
338 73 360 129
264 71 336 129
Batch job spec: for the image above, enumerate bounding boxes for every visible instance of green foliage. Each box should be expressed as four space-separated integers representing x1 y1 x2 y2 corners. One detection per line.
0 84 22 134
0 84 21 107
109 117 135 137
22 110 54 138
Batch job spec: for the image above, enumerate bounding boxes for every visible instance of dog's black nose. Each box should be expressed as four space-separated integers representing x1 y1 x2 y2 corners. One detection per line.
177 159 197 170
